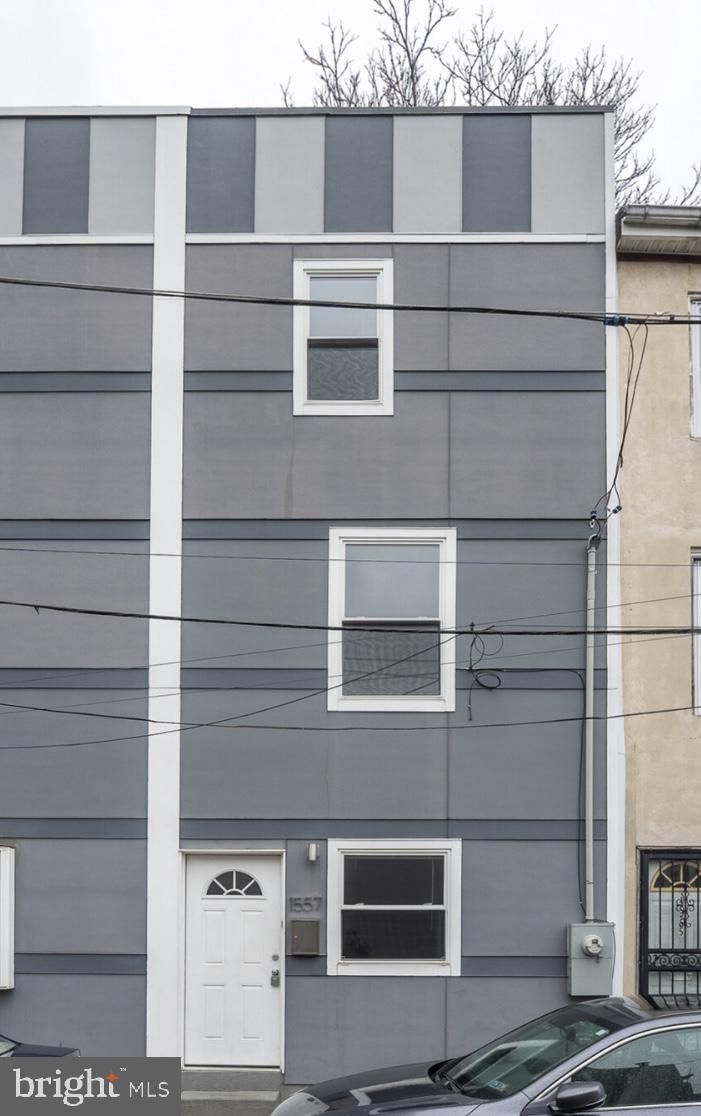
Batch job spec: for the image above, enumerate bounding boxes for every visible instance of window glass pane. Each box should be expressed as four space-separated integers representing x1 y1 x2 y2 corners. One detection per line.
345 544 440 618
309 275 378 338
342 625 440 696
307 341 378 400
344 856 444 905
342 910 445 959
573 1027 701 1105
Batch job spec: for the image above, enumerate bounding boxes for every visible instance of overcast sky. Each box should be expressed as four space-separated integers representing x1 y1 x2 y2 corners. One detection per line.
2 0 698 194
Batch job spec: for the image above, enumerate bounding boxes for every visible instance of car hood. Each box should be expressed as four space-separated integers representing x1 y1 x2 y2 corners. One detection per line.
275 1061 478 1116
11 1042 79 1057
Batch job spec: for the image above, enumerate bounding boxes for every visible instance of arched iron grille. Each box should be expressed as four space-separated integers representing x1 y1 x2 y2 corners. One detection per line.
640 851 701 1008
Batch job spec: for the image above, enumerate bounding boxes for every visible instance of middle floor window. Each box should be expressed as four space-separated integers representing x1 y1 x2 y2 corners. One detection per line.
328 527 457 712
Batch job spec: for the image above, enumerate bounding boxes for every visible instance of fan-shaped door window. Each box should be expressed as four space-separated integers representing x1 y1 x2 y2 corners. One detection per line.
206 870 263 898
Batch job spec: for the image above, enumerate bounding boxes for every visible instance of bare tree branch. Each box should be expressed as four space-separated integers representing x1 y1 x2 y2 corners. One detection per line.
291 3 698 206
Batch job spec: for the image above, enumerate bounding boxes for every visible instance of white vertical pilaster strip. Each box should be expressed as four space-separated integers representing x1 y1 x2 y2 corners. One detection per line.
146 113 188 1054
603 110 625 993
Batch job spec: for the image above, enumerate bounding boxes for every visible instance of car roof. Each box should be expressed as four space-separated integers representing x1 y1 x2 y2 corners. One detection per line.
585 995 701 1025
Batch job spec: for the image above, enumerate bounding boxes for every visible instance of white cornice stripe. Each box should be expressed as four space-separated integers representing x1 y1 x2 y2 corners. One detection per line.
0 107 189 116
186 233 606 245
0 236 154 246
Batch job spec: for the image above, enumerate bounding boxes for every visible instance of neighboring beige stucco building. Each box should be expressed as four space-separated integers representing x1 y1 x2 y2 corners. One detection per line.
617 206 701 1002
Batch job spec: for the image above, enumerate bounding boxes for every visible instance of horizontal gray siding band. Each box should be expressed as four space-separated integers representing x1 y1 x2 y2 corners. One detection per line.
15 954 147 975
180 667 605 690
192 107 610 116
0 668 148 688
183 519 594 541
0 374 151 392
181 820 606 840
0 520 149 539
183 372 605 392
285 957 566 978
0 819 147 838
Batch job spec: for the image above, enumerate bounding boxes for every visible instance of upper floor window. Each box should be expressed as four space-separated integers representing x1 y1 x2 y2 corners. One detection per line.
293 259 394 416
692 297 701 437
694 558 701 714
328 527 457 712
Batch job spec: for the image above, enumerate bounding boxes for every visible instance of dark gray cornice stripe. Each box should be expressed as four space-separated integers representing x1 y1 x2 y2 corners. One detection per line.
285 957 566 978
0 668 148 689
181 820 606 840
183 519 594 541
180 667 604 691
0 819 147 838
0 521 150 539
184 371 605 392
0 373 151 392
15 954 146 976
192 106 611 116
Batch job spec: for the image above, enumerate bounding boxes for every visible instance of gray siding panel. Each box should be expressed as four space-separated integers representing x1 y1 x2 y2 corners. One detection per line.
183 393 449 518
186 116 255 233
393 115 462 233
0 395 150 518
255 116 324 233
0 691 147 819
463 114 531 231
447 977 568 1060
394 244 449 371
0 543 148 669
0 974 145 1056
324 116 393 232
449 244 606 371
448 392 605 517
88 117 156 234
0 246 153 371
14 840 146 953
185 245 292 370
23 117 90 233
0 118 24 234
285 977 445 1082
531 113 605 234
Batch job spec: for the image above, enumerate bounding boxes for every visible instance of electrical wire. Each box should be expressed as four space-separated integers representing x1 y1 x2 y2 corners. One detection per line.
1 272 700 326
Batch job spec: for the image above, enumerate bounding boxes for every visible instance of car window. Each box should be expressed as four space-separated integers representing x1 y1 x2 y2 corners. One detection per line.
0 1034 15 1056
572 1026 701 1107
450 1005 625 1100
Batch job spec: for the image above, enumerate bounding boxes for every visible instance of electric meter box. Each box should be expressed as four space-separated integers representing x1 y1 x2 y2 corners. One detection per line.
568 922 615 997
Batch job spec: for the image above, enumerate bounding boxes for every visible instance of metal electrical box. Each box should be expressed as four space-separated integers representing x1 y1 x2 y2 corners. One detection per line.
568 922 615 997
290 920 320 956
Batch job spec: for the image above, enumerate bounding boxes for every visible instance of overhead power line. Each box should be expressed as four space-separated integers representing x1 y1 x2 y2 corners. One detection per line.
0 595 699 637
0 273 699 327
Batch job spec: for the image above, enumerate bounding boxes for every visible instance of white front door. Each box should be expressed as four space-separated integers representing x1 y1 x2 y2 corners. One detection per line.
185 854 283 1066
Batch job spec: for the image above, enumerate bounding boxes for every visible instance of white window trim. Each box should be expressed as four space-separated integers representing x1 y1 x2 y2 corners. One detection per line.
326 838 462 977
691 296 701 438
0 846 15 990
293 258 394 416
328 527 457 712
694 557 701 714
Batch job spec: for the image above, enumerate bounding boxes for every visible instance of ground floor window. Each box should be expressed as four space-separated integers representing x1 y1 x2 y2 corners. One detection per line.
640 849 701 1007
326 839 461 976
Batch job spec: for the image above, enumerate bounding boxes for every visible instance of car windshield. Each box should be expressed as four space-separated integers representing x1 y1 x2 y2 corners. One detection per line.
0 1033 16 1056
448 1004 629 1100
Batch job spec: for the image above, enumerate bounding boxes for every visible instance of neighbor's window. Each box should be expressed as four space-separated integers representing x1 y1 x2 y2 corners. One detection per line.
0 846 15 990
327 840 462 976
293 259 393 415
692 297 701 437
327 528 457 712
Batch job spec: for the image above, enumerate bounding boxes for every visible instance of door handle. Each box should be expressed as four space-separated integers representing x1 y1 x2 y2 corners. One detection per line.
271 968 281 987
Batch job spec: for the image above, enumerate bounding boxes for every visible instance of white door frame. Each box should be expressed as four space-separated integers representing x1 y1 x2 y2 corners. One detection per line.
180 849 286 1070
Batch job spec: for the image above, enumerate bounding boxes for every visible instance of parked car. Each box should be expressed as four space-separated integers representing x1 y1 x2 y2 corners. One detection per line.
0 1032 79 1057
273 997 701 1114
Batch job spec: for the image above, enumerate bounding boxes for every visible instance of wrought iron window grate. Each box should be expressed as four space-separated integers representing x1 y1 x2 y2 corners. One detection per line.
640 851 701 1008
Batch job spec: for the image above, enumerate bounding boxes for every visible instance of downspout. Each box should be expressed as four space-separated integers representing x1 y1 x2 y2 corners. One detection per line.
585 518 602 922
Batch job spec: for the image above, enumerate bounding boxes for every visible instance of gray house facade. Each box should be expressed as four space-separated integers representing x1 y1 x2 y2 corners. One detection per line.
0 106 619 1081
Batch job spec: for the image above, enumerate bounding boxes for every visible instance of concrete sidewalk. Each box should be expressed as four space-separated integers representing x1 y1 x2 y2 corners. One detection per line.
181 1069 301 1116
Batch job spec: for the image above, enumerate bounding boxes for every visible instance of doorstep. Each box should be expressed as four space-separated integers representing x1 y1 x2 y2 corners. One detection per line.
181 1068 301 1116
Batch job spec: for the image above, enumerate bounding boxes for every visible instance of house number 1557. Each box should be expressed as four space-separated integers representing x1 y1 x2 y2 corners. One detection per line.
289 896 322 912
